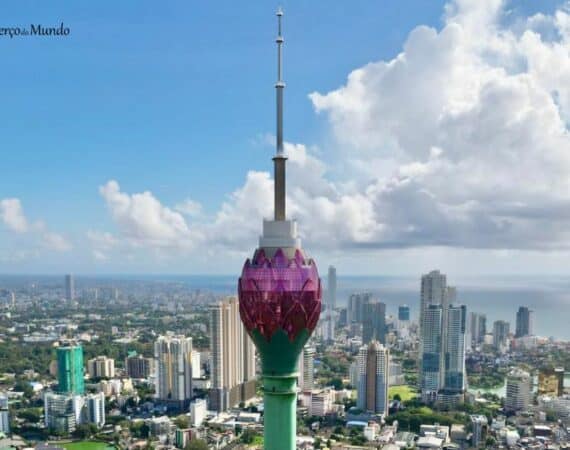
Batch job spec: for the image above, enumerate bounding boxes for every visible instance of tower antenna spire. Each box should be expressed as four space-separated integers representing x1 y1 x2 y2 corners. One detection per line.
274 6 287 221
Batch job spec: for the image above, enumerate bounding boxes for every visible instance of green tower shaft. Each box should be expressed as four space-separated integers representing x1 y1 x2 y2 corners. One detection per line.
263 374 297 450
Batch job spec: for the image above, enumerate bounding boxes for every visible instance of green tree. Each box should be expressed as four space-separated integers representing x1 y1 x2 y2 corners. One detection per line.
185 439 209 450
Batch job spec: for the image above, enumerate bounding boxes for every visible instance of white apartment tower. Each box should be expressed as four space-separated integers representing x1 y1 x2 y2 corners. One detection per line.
298 345 315 392
506 368 531 412
154 335 193 410
210 297 256 411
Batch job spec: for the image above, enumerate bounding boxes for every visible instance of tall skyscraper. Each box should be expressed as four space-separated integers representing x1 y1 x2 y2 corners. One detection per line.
420 270 447 330
325 266 337 343
443 305 467 393
298 345 315 392
356 341 389 416
493 320 510 350
420 305 444 399
210 297 256 412
348 292 373 323
362 301 386 345
419 272 466 404
0 392 9 434
505 368 531 412
469 312 487 346
515 306 533 338
237 10 322 450
154 334 193 410
398 305 410 322
57 345 85 395
64 274 75 302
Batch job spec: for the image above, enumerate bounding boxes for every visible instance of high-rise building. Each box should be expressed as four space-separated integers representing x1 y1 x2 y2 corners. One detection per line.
420 305 444 399
154 335 193 410
469 313 487 346
85 392 105 428
443 305 467 393
356 341 389 416
493 320 510 350
362 301 386 345
0 392 9 434
236 10 323 449
87 356 115 379
470 415 488 447
419 272 466 403
64 274 75 302
57 345 85 394
420 270 447 331
348 292 373 323
325 266 337 343
210 297 256 412
44 391 82 434
538 367 565 397
190 398 207 427
191 350 201 379
505 368 531 412
515 306 533 338
126 354 153 379
298 345 315 392
398 305 410 322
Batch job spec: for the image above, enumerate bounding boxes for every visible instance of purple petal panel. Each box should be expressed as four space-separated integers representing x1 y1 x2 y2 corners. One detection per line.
238 248 322 342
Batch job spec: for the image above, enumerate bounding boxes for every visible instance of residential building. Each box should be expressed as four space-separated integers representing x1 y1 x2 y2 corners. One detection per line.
348 292 373 324
154 334 193 410
421 305 444 400
443 305 467 393
538 367 565 397
470 415 488 447
191 350 201 378
85 392 105 428
190 399 207 427
175 429 193 449
0 392 9 434
356 340 389 416
44 392 79 434
87 356 115 379
307 388 335 417
209 297 256 412
125 354 153 379
469 312 486 347
505 368 531 412
493 320 510 350
298 345 315 392
57 344 85 394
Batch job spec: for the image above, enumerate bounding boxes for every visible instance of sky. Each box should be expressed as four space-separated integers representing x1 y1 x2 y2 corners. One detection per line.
1 0 570 276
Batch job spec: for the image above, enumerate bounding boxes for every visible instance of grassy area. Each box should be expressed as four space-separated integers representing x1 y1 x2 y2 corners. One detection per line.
388 384 418 402
60 442 115 450
251 435 264 447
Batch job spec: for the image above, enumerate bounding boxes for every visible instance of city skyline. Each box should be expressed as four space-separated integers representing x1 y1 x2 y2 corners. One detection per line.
2 0 570 275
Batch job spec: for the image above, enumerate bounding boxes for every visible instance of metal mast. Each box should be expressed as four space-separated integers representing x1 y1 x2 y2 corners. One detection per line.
274 7 287 221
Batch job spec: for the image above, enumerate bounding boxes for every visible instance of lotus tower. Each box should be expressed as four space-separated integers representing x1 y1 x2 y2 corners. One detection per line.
238 9 322 450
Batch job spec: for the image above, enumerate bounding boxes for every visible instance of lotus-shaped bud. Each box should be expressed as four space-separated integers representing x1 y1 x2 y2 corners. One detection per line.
238 248 321 343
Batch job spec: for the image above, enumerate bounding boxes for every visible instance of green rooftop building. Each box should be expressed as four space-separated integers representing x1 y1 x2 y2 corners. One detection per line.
56 345 85 394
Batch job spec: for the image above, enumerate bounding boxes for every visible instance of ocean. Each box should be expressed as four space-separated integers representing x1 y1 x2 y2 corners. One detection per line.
132 274 570 341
